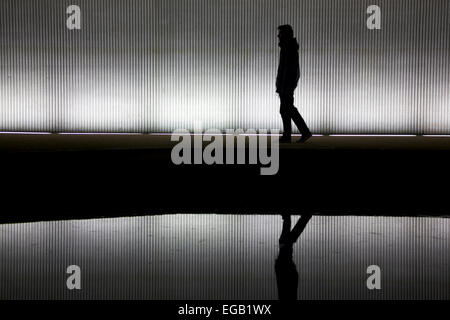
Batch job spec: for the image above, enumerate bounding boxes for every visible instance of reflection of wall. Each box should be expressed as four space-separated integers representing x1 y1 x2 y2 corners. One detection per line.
0 0 449 133
0 215 449 299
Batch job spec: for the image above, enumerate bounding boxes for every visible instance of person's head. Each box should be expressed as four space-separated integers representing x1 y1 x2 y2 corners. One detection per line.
277 24 294 45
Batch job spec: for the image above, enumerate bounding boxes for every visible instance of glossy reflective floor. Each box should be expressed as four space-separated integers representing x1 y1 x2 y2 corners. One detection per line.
0 215 449 299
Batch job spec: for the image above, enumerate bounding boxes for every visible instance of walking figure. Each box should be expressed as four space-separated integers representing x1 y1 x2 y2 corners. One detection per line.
276 25 312 143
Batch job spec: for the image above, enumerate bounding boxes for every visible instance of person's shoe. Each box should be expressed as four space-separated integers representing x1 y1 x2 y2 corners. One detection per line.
297 132 312 143
279 135 291 143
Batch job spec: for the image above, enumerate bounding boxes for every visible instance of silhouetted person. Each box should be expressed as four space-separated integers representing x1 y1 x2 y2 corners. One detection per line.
275 214 312 300
276 25 312 143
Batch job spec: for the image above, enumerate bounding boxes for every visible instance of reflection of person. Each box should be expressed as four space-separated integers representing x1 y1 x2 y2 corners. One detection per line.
276 25 312 143
275 215 298 300
275 214 312 300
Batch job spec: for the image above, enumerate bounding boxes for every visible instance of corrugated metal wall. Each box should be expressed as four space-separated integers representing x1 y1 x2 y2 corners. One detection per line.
0 0 449 133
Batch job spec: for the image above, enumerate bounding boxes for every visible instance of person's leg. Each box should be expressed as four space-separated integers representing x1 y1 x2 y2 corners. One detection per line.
279 215 292 245
285 94 310 136
279 94 292 140
289 98 312 143
291 107 311 136
290 214 312 244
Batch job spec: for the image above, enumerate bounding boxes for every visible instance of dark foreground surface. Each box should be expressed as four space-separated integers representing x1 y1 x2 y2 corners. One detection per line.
1 134 450 223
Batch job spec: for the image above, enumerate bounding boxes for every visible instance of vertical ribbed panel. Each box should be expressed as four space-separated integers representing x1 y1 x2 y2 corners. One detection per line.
0 0 449 133
0 215 449 299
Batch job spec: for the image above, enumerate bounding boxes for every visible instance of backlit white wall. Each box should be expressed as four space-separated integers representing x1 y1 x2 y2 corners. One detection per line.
0 0 449 133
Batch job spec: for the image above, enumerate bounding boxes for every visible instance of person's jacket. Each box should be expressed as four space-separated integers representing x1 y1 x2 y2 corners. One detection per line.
276 37 300 95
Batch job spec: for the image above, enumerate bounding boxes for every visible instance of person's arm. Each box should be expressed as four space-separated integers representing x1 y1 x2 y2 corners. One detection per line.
277 50 292 95
276 54 284 94
284 50 299 92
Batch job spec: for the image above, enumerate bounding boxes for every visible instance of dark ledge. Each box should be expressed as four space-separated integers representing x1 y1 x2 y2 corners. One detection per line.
0 134 449 223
